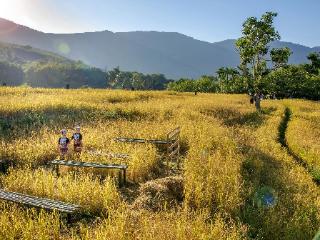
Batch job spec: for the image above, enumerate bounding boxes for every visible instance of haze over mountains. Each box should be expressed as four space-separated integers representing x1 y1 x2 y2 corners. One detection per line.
0 41 72 66
0 18 319 79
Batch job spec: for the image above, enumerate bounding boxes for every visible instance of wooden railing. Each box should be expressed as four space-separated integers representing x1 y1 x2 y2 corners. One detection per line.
115 127 181 173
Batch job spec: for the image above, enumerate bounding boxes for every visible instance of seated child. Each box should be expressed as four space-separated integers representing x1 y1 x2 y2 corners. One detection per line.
71 125 83 153
58 129 70 159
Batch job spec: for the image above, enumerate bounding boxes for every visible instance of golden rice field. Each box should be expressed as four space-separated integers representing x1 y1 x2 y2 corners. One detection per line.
0 87 319 240
285 100 320 181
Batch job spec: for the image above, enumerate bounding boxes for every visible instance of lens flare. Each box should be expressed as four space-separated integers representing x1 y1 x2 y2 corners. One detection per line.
254 186 277 208
57 42 70 55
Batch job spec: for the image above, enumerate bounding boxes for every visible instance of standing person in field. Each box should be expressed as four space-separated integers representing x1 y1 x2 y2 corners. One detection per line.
71 125 83 154
58 129 70 159
254 93 262 111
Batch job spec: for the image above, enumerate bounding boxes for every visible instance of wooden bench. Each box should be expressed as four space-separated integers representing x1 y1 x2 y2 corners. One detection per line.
115 138 169 145
87 150 130 159
0 189 80 213
115 127 181 173
50 160 128 185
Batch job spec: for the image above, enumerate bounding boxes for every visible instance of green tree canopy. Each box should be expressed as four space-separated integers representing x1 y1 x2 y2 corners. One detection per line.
106 67 171 90
270 47 292 68
304 52 320 75
236 12 280 94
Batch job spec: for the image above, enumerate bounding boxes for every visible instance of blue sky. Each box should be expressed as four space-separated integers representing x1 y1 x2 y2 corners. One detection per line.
1 0 319 47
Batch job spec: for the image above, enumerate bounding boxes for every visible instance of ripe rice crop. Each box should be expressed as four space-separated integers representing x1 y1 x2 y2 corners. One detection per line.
0 87 319 239
285 100 320 181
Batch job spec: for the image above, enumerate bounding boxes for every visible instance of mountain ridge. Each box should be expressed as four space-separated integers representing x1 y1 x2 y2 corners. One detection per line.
0 18 319 79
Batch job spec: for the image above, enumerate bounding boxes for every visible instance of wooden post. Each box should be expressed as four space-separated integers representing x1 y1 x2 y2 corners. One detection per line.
123 169 126 186
166 127 181 174
55 165 60 177
118 170 122 187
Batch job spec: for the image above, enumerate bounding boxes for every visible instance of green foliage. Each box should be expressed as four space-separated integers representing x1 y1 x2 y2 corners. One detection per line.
0 42 107 88
168 56 319 100
167 76 219 93
166 11 319 100
270 47 292 68
261 65 320 100
196 75 220 92
236 12 280 91
106 67 171 90
216 67 244 93
167 78 197 92
25 62 106 88
304 52 320 75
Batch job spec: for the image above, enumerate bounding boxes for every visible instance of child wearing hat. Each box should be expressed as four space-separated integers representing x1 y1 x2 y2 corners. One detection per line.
58 129 70 159
71 125 83 153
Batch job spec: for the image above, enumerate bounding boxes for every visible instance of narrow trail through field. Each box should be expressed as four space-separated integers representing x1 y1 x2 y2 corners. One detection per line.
223 104 320 239
278 106 320 185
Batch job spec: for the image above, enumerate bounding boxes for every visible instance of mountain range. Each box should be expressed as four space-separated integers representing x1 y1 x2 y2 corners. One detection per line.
0 18 319 79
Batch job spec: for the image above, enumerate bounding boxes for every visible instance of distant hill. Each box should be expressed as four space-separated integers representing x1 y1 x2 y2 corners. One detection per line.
0 18 319 79
0 41 72 68
0 41 106 88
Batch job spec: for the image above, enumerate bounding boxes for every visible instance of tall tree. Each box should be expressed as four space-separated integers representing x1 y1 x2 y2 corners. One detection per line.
236 12 280 109
270 47 292 68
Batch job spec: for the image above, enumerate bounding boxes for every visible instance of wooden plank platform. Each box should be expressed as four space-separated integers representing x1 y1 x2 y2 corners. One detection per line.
51 160 128 169
50 160 128 185
87 150 130 159
115 137 169 145
0 189 80 213
114 127 181 175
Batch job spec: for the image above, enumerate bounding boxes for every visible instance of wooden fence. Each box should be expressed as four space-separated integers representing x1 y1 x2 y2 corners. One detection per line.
115 127 181 173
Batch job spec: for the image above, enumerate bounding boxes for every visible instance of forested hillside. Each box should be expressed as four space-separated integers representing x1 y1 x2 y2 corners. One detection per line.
0 42 106 88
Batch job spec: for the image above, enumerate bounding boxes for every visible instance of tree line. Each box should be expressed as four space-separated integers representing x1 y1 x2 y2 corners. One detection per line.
168 51 320 100
106 67 171 90
168 12 320 101
25 62 106 88
0 60 172 89
0 60 107 88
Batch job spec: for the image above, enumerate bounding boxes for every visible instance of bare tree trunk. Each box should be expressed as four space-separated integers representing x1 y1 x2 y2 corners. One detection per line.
255 94 261 111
